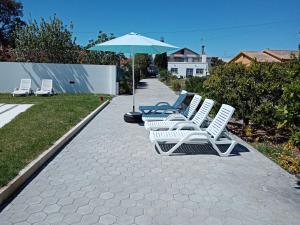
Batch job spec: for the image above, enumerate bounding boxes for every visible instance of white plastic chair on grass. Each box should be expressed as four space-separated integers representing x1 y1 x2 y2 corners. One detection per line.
149 104 237 156
12 79 32 96
142 94 202 122
35 79 54 96
145 99 214 131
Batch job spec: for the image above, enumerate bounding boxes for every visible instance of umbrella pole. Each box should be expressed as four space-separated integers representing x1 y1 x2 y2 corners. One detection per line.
132 52 135 112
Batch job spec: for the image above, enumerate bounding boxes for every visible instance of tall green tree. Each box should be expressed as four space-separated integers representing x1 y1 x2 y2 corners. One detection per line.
154 52 167 70
0 0 25 47
210 57 225 67
14 15 79 63
135 53 151 78
82 31 122 65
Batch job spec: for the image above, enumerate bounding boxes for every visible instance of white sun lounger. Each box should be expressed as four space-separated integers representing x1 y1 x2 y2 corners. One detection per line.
12 79 32 96
149 104 237 156
145 99 214 131
35 79 54 96
142 94 202 122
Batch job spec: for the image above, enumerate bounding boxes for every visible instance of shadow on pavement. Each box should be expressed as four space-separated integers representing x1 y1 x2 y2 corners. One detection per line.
155 143 249 156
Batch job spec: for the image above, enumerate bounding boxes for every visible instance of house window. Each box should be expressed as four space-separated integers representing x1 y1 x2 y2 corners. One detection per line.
186 68 193 77
196 68 204 74
170 68 178 74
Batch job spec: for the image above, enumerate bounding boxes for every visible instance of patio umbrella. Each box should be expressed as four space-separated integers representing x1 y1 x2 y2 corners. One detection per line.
88 32 178 116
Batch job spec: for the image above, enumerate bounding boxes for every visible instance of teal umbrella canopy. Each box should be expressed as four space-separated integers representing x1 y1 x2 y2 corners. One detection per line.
88 32 179 114
88 32 178 54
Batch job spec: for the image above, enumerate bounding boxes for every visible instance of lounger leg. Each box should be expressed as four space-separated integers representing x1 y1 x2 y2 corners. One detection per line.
211 140 237 157
153 139 184 156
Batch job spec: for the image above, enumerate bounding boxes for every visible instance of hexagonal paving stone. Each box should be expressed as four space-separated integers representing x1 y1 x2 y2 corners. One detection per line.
93 205 110 216
126 206 144 217
45 212 64 223
77 205 94 215
100 192 114 200
27 212 47 224
116 215 135 225
43 204 61 214
99 214 116 225
135 215 153 225
81 213 100 225
145 193 159 201
130 192 145 201
121 199 136 207
63 213 83 224
58 197 74 206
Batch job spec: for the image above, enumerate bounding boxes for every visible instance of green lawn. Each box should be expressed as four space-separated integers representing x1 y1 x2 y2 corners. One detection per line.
0 94 109 187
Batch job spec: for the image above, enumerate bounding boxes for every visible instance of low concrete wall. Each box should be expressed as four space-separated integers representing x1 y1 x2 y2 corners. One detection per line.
0 62 117 95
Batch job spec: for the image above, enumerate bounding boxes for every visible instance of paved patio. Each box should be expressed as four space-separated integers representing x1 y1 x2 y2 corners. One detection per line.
1 79 300 225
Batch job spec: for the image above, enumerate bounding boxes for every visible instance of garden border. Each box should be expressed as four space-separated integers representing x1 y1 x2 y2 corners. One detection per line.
0 100 110 206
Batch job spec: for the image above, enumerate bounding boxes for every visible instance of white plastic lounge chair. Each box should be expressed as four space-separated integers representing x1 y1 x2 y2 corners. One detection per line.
139 90 188 114
142 94 202 122
12 79 32 96
145 99 214 131
149 104 237 156
35 79 54 96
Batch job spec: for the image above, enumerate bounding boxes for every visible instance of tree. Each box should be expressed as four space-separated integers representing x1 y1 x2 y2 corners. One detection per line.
210 57 225 67
0 0 25 47
135 53 151 78
14 15 80 63
154 53 167 70
82 31 122 65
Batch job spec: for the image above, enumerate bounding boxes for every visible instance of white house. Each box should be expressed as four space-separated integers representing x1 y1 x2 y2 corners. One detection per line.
167 47 209 78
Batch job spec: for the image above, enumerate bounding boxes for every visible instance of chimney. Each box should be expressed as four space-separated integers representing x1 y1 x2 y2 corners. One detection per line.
201 45 205 55
201 45 206 63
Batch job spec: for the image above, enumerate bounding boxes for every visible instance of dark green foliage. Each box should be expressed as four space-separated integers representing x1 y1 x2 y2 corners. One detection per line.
185 61 300 144
159 69 174 85
135 53 152 79
14 15 80 63
82 31 122 65
185 77 207 95
0 0 25 47
210 57 225 67
154 52 167 70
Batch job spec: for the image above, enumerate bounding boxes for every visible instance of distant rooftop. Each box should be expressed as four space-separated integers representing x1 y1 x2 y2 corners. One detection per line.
229 49 299 64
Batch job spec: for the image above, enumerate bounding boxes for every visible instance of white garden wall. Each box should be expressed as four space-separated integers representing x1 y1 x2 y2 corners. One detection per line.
0 62 117 95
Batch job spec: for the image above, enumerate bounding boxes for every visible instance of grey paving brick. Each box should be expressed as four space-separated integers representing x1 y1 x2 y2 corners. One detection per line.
1 79 300 225
99 214 116 225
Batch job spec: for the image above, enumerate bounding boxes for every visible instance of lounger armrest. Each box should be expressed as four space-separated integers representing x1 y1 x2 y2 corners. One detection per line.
155 102 171 107
168 121 200 131
181 131 211 142
165 114 187 121
161 108 179 114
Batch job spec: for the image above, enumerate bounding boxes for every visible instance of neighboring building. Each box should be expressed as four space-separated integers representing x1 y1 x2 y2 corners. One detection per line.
168 47 209 78
228 49 299 65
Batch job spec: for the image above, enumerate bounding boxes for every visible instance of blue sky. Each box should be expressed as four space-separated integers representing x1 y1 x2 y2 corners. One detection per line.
21 0 300 59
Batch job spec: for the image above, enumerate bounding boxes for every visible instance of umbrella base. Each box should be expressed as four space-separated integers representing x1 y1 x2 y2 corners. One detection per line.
124 112 142 123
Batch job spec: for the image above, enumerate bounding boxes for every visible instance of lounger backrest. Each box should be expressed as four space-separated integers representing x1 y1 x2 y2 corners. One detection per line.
183 94 201 119
19 79 31 90
172 90 187 108
206 104 235 140
41 79 53 91
192 99 214 126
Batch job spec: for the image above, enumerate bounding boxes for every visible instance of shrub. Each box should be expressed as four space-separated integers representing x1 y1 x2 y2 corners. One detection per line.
185 77 207 95
171 80 182 92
